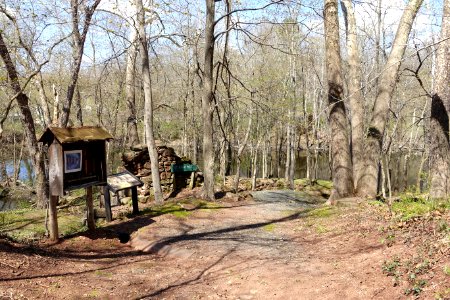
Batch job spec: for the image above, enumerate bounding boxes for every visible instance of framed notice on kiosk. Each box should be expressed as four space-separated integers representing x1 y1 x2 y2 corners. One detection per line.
64 150 82 173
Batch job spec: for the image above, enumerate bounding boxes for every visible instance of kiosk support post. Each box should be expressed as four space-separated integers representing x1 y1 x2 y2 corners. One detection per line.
49 195 59 241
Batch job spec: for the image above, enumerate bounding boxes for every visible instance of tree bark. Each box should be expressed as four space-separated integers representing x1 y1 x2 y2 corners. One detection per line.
429 0 450 198
324 0 354 202
135 0 163 204
357 0 424 197
341 0 365 191
201 0 216 201
75 85 83 126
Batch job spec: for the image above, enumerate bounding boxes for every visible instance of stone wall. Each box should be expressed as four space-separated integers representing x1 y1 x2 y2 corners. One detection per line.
122 144 181 195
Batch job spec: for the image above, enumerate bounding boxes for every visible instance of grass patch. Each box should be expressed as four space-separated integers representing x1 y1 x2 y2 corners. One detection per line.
315 224 329 233
263 223 275 232
368 200 385 207
316 180 333 189
140 199 219 219
0 206 90 242
141 203 189 218
391 196 450 221
0 208 47 240
94 270 113 277
307 206 336 219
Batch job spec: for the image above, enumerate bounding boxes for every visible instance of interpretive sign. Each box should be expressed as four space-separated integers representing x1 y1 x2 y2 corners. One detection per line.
106 170 143 193
104 170 144 221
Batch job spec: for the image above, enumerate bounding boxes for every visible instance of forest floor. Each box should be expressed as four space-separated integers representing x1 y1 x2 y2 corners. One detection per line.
0 179 449 299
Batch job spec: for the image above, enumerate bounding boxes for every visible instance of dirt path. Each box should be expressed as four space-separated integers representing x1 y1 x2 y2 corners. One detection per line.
0 191 446 299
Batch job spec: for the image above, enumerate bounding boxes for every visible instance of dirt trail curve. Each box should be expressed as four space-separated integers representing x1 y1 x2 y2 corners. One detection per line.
0 190 401 299
128 190 396 300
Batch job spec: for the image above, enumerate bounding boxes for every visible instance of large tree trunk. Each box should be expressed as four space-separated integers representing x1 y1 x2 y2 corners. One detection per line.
429 0 450 198
0 32 47 208
357 0 424 197
59 0 101 127
324 0 354 202
341 0 365 191
135 0 163 204
125 27 140 147
201 0 216 201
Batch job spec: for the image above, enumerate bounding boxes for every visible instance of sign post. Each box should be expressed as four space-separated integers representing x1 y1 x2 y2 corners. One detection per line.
104 170 144 221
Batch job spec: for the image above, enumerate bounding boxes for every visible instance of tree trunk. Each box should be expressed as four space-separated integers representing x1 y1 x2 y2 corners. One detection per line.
34 76 52 127
201 0 216 201
285 119 291 181
289 130 295 189
324 0 354 202
135 0 163 204
52 84 59 124
429 0 450 198
341 0 365 191
251 144 259 191
0 32 47 207
357 0 424 197
125 27 140 147
75 86 83 126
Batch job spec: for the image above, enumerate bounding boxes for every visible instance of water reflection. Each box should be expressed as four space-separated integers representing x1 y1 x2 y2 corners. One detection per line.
1 159 35 184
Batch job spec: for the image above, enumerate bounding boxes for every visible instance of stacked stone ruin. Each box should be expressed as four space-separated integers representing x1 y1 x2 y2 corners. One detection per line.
122 144 181 195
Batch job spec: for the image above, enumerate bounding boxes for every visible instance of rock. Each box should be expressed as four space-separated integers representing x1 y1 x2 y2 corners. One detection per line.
94 208 106 219
0 187 9 198
121 197 132 205
138 196 148 203
130 144 147 151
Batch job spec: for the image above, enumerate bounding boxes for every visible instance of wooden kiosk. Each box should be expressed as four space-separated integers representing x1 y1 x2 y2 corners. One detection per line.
39 126 113 241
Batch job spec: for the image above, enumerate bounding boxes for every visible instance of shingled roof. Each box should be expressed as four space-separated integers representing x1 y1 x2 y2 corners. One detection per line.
38 126 113 146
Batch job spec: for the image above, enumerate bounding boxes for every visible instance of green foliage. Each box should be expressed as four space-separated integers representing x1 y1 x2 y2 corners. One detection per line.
382 257 401 276
404 279 427 296
158 120 182 140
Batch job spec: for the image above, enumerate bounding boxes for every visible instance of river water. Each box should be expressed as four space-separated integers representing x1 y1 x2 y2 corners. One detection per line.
0 150 425 211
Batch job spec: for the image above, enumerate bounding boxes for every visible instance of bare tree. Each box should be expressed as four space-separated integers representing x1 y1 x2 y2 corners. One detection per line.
135 0 163 204
324 0 354 202
341 0 365 191
201 0 216 201
0 32 47 207
59 0 102 127
357 0 424 197
125 25 140 147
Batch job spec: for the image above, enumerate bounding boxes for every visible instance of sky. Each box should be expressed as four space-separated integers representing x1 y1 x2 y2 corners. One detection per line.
0 0 445 69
